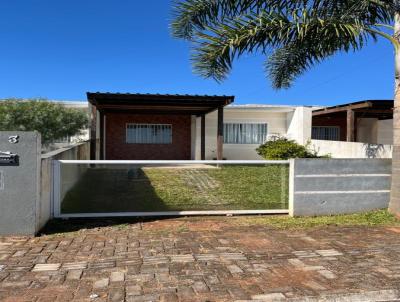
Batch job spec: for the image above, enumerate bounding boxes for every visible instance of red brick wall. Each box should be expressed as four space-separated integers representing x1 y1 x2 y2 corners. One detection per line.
105 113 191 160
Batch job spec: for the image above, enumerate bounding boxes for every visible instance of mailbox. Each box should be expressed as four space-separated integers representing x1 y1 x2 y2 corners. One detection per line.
0 151 19 166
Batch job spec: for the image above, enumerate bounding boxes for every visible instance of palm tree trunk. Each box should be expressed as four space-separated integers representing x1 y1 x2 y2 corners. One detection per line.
389 13 400 215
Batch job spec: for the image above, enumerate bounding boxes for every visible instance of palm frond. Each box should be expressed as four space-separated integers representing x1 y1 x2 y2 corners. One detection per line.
171 0 309 39
171 0 399 88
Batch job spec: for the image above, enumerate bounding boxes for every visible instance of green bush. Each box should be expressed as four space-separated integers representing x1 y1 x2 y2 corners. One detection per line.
256 137 328 160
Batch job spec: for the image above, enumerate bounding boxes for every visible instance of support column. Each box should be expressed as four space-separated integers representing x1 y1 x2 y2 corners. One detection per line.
201 114 205 160
217 106 224 160
90 105 97 160
99 111 104 160
346 109 355 142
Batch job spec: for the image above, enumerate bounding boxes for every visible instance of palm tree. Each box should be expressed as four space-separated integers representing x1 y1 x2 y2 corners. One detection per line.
171 0 400 215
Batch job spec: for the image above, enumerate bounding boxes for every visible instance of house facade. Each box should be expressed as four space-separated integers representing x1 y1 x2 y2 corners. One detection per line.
197 104 313 160
87 92 315 160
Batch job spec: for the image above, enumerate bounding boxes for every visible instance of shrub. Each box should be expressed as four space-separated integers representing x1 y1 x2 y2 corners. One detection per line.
256 137 327 160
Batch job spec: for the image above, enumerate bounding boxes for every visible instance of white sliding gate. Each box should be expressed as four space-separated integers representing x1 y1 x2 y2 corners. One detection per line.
52 160 290 218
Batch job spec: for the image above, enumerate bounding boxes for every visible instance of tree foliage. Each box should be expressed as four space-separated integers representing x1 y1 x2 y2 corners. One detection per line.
256 137 328 160
0 99 88 144
171 0 400 88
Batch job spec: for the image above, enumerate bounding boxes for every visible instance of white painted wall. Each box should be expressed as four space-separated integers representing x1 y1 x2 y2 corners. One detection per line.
311 139 392 158
377 119 393 145
286 107 313 144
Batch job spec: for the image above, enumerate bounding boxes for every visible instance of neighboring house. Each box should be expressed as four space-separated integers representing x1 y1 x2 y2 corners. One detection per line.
311 100 394 158
87 92 315 160
312 100 393 144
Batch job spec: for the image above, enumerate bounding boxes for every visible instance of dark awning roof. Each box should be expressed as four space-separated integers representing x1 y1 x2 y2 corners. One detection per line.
313 100 393 119
87 92 234 115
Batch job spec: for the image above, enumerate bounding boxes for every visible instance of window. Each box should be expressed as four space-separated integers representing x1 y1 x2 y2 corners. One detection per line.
312 126 340 141
224 123 268 144
126 124 172 144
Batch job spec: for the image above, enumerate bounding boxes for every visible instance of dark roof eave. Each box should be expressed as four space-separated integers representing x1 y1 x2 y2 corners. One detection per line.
87 92 234 106
312 99 393 116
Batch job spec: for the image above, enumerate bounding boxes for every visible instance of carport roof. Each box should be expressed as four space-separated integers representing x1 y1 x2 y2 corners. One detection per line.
87 92 234 115
312 99 393 119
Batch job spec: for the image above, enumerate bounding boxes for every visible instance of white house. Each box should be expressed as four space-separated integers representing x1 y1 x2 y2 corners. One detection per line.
194 104 314 160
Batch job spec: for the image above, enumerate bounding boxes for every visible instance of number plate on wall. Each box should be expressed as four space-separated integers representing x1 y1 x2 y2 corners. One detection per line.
0 152 19 166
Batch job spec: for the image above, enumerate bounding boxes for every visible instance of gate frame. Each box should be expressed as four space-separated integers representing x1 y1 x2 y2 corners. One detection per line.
52 160 291 218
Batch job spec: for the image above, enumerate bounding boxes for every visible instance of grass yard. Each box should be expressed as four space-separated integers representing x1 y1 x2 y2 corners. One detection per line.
61 164 289 213
234 209 399 229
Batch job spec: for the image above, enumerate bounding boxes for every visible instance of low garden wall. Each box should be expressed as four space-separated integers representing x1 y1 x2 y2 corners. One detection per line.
289 158 392 216
40 142 89 229
311 139 392 158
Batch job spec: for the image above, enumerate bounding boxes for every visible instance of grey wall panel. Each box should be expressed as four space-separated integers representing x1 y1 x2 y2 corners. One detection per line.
293 192 390 216
290 159 392 216
294 176 391 192
294 159 391 175
0 131 41 235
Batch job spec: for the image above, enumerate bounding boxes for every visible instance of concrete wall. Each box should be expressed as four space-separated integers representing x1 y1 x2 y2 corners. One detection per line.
289 158 391 216
40 142 90 229
0 131 41 235
311 139 392 158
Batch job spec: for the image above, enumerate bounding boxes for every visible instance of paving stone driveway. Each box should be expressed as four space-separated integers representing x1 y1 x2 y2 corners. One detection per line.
1 218 400 302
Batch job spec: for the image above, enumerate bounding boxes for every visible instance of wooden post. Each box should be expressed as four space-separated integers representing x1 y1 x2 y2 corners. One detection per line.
99 111 104 160
90 105 97 160
217 106 224 160
346 109 355 142
201 114 205 160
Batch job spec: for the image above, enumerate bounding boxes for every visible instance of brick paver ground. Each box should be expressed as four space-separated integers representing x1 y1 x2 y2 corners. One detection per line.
0 217 400 301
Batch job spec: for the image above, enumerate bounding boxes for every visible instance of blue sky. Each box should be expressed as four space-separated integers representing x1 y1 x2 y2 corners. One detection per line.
0 1 395 106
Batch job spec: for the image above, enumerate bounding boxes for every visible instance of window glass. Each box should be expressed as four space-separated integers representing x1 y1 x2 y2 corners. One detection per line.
223 123 268 144
126 124 172 144
312 126 340 141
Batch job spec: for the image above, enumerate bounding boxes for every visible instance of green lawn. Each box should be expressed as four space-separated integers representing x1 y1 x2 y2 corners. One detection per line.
61 165 289 213
234 210 400 229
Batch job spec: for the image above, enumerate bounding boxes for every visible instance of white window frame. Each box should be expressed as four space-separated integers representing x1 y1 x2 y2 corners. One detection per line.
223 122 268 144
312 126 340 141
126 123 172 144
